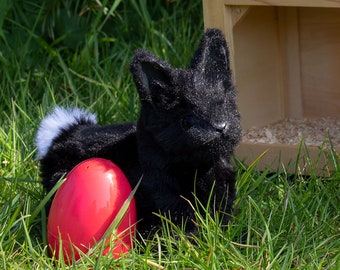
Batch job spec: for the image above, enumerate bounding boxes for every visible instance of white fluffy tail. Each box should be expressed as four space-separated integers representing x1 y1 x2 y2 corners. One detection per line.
35 106 97 159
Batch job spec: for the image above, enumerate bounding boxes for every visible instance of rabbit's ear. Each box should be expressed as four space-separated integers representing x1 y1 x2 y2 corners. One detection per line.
130 49 173 104
189 28 231 82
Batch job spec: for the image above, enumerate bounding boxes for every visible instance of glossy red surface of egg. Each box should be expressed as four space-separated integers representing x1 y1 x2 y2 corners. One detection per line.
47 158 137 264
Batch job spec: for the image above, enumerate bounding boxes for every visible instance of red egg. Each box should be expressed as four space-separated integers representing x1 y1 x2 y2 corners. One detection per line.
47 158 137 264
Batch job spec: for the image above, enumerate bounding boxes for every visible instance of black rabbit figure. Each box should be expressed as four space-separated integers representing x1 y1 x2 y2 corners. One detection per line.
35 28 242 236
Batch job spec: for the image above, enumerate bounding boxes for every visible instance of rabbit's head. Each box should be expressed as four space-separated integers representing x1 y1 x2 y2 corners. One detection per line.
130 29 241 165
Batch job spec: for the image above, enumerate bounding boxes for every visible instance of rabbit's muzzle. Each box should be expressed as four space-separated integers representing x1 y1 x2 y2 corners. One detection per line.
212 122 229 133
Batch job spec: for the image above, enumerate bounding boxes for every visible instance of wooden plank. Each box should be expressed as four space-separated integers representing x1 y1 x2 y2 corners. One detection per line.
225 0 340 8
236 141 338 175
278 7 303 119
233 6 283 129
203 0 227 31
224 6 236 82
299 8 340 118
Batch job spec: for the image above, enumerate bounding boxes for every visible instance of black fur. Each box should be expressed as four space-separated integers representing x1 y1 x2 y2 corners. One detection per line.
36 28 241 236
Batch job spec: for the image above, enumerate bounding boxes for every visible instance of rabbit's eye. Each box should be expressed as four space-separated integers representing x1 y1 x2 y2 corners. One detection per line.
181 115 197 130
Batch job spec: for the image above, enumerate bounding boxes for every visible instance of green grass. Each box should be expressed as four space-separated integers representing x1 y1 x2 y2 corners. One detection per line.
1 0 339 268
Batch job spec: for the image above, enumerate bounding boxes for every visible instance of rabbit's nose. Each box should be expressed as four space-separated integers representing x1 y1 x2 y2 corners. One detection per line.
213 122 229 133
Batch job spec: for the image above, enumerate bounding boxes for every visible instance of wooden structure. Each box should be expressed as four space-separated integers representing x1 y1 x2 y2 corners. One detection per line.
203 0 340 174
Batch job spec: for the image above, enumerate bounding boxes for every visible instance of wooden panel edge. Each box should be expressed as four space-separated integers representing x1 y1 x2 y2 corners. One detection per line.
235 142 339 175
225 0 340 8
277 7 303 119
203 0 227 31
